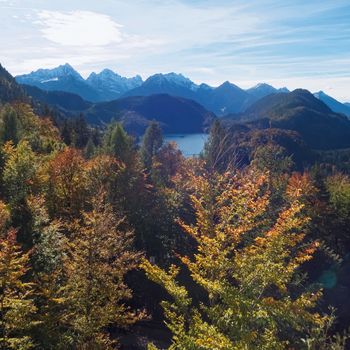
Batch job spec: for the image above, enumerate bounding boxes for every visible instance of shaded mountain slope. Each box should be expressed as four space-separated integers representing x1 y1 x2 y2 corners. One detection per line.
84 94 215 134
227 89 350 150
22 84 92 112
0 64 28 104
314 91 350 117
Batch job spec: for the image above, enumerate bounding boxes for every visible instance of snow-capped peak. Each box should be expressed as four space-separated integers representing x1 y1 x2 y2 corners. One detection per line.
16 63 84 83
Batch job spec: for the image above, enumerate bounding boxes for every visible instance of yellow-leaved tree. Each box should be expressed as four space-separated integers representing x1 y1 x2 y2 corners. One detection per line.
142 169 344 350
62 193 144 349
0 202 37 350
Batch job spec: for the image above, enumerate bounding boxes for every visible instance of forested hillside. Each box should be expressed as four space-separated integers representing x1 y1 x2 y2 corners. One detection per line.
225 89 350 150
0 64 28 104
1 64 350 350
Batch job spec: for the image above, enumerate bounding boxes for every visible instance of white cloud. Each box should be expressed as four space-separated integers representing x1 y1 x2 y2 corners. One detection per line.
1 0 349 100
36 10 124 46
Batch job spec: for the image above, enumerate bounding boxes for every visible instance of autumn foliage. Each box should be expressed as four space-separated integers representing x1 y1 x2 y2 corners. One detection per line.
0 104 347 349
142 169 339 349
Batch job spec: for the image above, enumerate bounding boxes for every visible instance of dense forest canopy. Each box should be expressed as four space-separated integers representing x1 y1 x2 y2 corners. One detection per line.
0 63 350 349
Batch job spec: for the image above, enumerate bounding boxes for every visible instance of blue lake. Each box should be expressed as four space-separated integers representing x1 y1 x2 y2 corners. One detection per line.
164 133 208 157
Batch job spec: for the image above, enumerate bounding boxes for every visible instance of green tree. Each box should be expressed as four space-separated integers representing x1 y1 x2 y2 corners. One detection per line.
27 195 67 349
325 173 350 220
0 105 20 145
103 123 134 164
140 121 163 171
251 143 293 175
1 126 56 248
2 140 38 208
84 137 96 159
203 120 236 171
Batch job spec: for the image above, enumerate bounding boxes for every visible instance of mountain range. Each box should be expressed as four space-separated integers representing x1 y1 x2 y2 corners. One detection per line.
2 62 350 148
16 64 143 103
16 64 350 118
16 64 292 115
122 75 261 114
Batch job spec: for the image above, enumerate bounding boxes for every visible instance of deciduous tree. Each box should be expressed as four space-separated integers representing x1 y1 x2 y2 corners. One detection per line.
142 170 339 349
0 203 36 349
62 194 143 349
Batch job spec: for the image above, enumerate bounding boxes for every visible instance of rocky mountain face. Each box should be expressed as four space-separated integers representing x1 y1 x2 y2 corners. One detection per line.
16 64 292 114
16 64 143 103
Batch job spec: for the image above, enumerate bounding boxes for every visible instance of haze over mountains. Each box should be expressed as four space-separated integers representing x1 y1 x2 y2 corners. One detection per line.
16 64 292 115
2 62 349 148
314 91 350 117
16 64 350 118
16 64 143 103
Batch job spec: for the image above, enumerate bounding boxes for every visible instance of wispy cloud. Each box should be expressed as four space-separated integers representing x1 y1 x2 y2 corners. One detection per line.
36 11 123 46
0 0 349 100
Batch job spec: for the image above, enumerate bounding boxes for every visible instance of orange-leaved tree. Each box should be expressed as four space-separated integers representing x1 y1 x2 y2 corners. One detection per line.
46 147 88 219
142 169 342 350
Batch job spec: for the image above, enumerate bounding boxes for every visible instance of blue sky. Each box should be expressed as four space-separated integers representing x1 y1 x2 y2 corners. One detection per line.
1 0 350 101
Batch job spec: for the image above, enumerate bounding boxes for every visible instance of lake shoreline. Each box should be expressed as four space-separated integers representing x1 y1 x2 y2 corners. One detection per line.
164 133 208 157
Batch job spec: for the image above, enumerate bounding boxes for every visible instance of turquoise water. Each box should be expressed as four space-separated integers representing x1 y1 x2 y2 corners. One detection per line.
164 133 208 157
319 269 338 289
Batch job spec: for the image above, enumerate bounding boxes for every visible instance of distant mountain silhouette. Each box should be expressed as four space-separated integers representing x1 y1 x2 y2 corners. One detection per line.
16 64 102 102
123 75 282 115
314 91 350 117
86 69 142 101
16 65 291 114
246 83 289 104
15 63 350 119
9 67 216 135
203 81 250 114
122 73 198 99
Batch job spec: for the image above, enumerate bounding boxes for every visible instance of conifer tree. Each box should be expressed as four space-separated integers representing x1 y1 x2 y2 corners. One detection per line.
0 105 20 145
103 122 134 164
84 137 96 159
27 196 67 349
140 121 163 171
